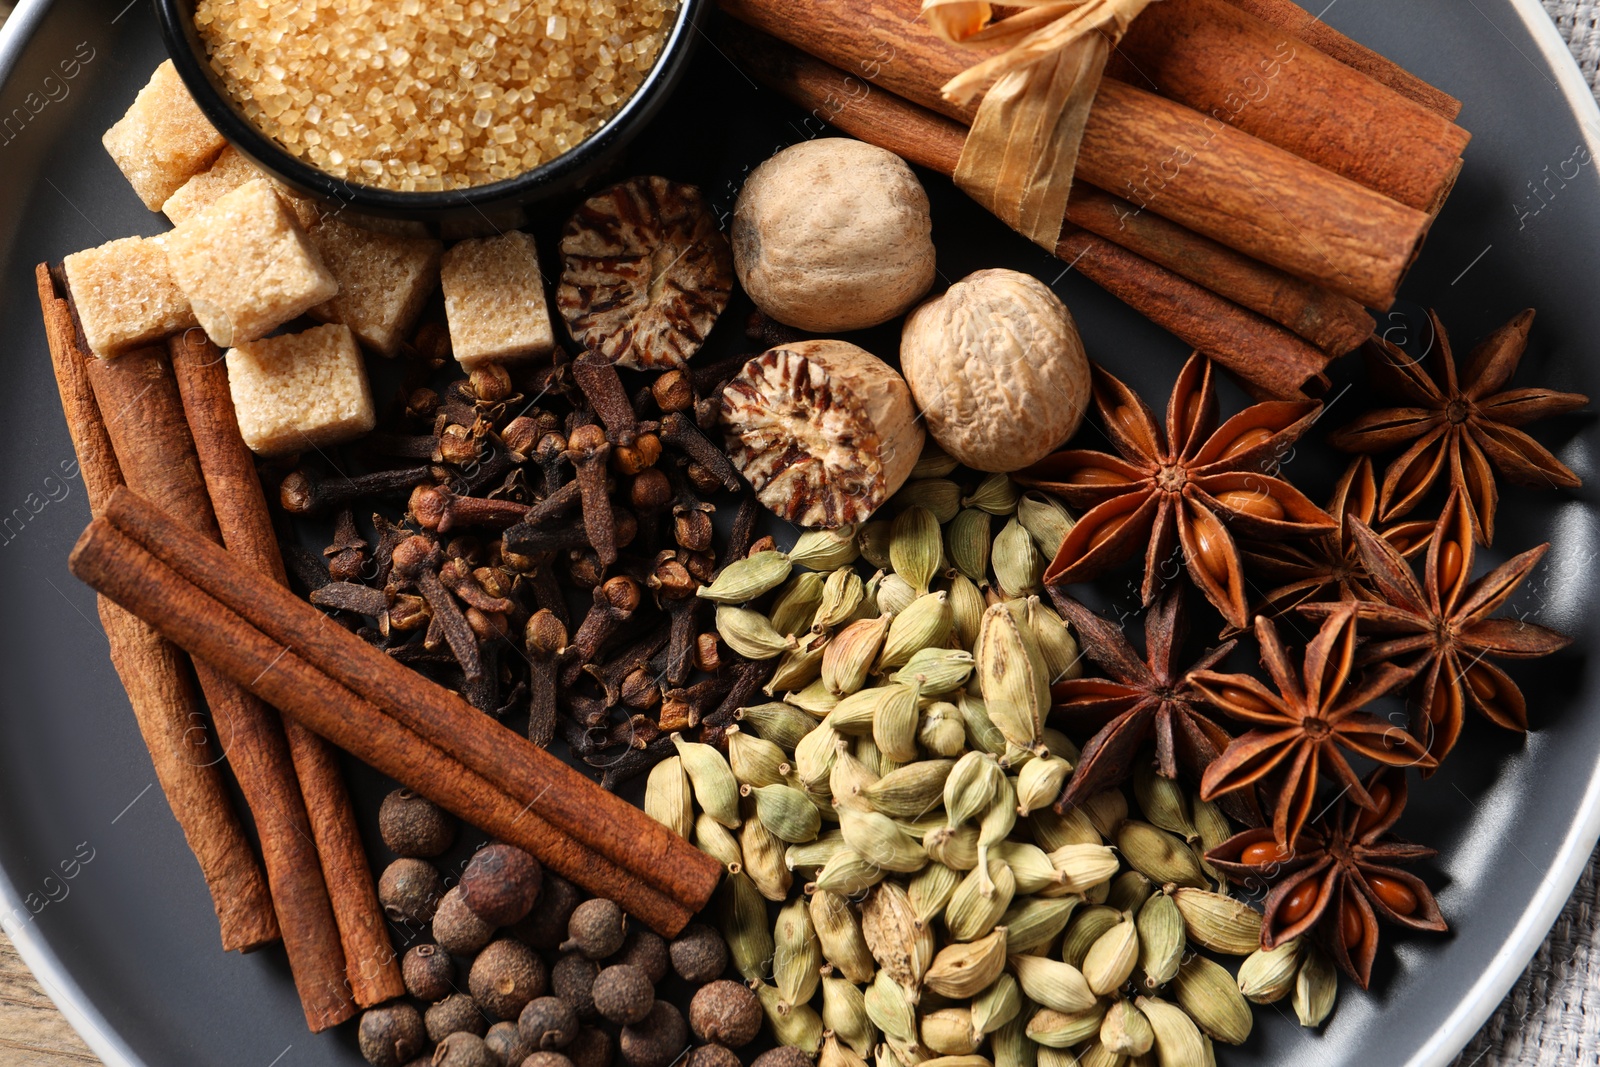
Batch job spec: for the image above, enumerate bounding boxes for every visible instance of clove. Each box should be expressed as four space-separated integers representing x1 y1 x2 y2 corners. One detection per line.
525 609 567 748
561 575 643 686
410 483 531 533
391 535 483 683
572 354 638 447
659 412 742 492
280 466 432 516
598 735 676 792
565 424 618 565
650 554 702 689
309 581 389 617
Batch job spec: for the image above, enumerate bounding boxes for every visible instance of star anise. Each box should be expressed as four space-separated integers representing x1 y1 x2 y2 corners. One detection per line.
1047 584 1259 824
1300 488 1570 769
1018 352 1335 630
1207 766 1446 989
1235 457 1434 633
1193 605 1433 847
1327 309 1587 545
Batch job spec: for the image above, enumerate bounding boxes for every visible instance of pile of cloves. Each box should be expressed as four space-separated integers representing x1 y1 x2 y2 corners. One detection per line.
269 319 777 790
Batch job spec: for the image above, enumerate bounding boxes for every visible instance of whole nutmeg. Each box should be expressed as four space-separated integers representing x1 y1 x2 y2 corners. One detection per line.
591 965 654 1026
565 1026 615 1067
486 1021 536 1067
551 953 602 1019
732 138 935 332
685 1047 741 1067
688 981 761 1048
434 887 496 956
380 858 445 925
612 930 670 984
519 996 579 1050
669 924 728 984
380 790 457 858
562 898 627 959
750 1049 816 1067
359 1003 427 1067
461 844 543 926
619 1001 689 1067
403 943 455 1002
470 939 549 1021
899 268 1090 473
521 1055 577 1067
511 874 583 951
433 1031 497 1067
427 993 489 1042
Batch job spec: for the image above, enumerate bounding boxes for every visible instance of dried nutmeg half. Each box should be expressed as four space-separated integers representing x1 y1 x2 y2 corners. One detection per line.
557 176 733 371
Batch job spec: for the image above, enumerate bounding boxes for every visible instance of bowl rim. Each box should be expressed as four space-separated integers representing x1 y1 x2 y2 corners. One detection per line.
152 0 706 216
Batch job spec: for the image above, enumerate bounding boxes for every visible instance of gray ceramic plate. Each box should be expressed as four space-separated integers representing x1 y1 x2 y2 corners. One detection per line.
2 1 1598 1064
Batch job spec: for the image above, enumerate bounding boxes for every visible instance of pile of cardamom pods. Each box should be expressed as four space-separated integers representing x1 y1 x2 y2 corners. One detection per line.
645 445 1339 1067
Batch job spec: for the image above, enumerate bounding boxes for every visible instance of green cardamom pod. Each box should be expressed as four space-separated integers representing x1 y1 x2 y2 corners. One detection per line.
875 573 919 618
671 732 741 828
1116 820 1208 889
740 801 793 902
823 615 893 696
924 824 980 871
1040 727 1080 764
791 526 863 570
830 738 881 812
793 721 843 790
992 518 1045 599
788 679 841 717
1044 843 1120 894
694 812 743 873
1293 942 1337 1028
821 1032 872 1067
907 860 961 926
785 830 847 873
861 880 934 991
947 508 993 584
1135 890 1186 990
1172 887 1263 955
880 592 954 670
811 888 877 984
725 724 792 789
1026 599 1082 685
975 604 1048 750
945 751 1005 828
1236 938 1304 1005
697 549 793 604
775 895 823 1006
920 701 968 758
1008 953 1096 1013
881 1034 929 1067
1073 1041 1125 1067
1189 795 1233 894
840 806 927 874
1017 491 1076 558
1136 996 1207 1067
912 441 961 479
1102 871 1153 916
1015 755 1072 817
814 567 867 632
948 572 988 651
984 842 1058 896
1133 762 1198 841
975 782 1017 886
858 522 894 571
754 979 824 1054
924 926 1009 999
1061 905 1123 969
892 647 975 696
744 781 821 844
828 686 889 736
767 633 827 694
1000 896 1080 954
770 570 826 636
945 858 1016 942
735 701 817 755
1030 807 1103 852
855 735 889 777
1099 1000 1155 1058
822 968 879 1054
964 473 1021 516
1173 955 1252 1045
715 604 793 660
643 755 693 839
922 1008 981 1056
964 973 1018 1037
1025 1004 1108 1049
863 759 955 819
812 848 886 896
890 505 943 595
958 691 1009 757
1082 914 1139 996
1081 789 1129 839
990 1012 1036 1067
873 680 924 764
717 869 774 982
895 478 963 524
864 970 918 1044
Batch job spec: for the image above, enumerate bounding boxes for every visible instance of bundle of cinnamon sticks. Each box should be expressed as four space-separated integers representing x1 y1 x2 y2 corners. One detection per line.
716 0 1469 399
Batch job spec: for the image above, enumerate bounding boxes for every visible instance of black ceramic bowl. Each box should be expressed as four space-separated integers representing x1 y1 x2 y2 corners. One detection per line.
153 0 708 234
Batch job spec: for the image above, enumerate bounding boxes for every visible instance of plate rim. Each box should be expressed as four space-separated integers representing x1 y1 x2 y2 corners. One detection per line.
1 2 1597 1065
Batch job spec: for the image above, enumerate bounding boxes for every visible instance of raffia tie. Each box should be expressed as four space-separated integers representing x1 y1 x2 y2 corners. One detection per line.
923 0 1161 248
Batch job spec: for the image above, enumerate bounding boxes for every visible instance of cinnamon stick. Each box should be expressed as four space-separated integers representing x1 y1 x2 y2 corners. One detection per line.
1110 0 1469 213
718 0 1431 310
727 25 1371 382
80 344 353 1031
35 265 279 955
1224 0 1463 120
168 330 403 1009
71 496 707 935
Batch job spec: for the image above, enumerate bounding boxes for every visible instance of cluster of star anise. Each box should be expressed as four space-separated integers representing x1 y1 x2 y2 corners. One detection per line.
1027 310 1584 987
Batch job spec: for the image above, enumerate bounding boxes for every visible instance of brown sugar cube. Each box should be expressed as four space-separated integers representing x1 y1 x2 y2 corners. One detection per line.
440 230 554 368
308 216 443 357
102 60 227 210
164 147 323 229
164 177 339 347
225 323 376 456
62 235 198 358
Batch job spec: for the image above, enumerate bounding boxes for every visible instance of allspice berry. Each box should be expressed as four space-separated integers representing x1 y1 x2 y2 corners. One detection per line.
434 886 496 956
427 993 489 1042
669 924 728 984
380 789 457 857
461 844 543 926
562 899 627 959
403 944 455 1002
688 981 761 1048
359 1003 427 1067
591 965 654 1026
512 874 582 951
612 930 669 984
380 858 445 925
432 1032 497 1067
750 1049 815 1067
565 1027 614 1067
522 1055 577 1067
486 1021 536 1067
552 953 602 1020
470 939 549 1021
619 1001 688 1067
519 996 579 1050
685 1047 740 1067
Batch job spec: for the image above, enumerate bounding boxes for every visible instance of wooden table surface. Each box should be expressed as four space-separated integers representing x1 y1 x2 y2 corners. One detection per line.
0 934 99 1066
